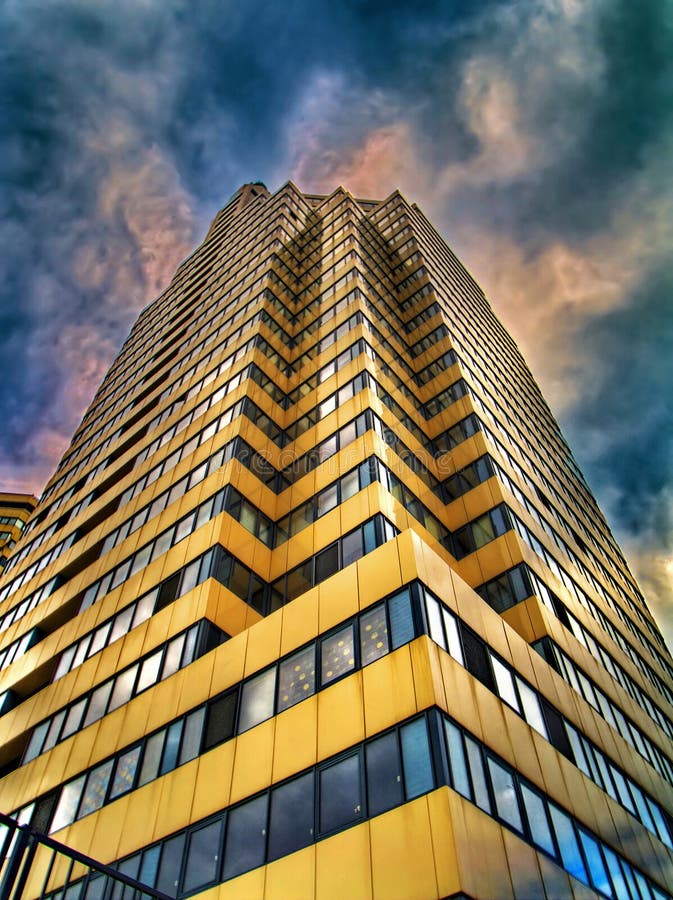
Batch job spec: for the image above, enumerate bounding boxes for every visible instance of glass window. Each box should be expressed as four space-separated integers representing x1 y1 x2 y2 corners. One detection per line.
108 665 138 712
61 698 88 739
516 679 547 738
320 625 355 686
156 833 186 896
340 469 360 501
359 603 389 666
83 681 113 727
110 606 135 643
89 622 112 657
465 737 491 813
204 692 237 750
50 776 86 832
160 720 184 775
400 718 434 799
180 708 206 765
549 804 587 883
442 608 463 664
223 795 268 879
138 731 165 787
79 760 114 818
388 588 415 650
238 668 276 733
278 646 315 712
578 829 611 896
316 485 338 518
520 783 555 855
182 820 223 894
136 650 163 694
162 633 185 679
487 757 522 832
315 543 339 584
491 657 520 712
285 562 312 601
365 732 403 817
444 720 471 799
319 754 362 834
110 746 141 799
341 529 363 567
425 595 446 650
268 772 314 860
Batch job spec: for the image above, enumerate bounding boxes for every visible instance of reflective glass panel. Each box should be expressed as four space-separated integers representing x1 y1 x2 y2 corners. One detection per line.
278 646 315 712
320 625 355 686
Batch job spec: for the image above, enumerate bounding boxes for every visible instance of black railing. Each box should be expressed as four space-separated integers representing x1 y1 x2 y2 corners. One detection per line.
0 813 174 900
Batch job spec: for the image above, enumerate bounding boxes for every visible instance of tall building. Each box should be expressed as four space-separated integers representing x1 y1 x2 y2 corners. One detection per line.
0 181 672 900
0 493 37 572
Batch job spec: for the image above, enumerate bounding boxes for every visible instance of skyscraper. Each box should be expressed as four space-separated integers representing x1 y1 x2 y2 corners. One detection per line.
0 493 37 573
1 181 672 899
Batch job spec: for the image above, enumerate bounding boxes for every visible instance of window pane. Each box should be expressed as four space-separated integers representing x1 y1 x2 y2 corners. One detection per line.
138 731 165 786
108 665 138 712
61 698 88 739
320 625 355 686
425 595 446 649
491 657 520 712
315 543 339 584
549 804 587 883
465 737 491 813
278 646 316 712
136 650 163 694
84 681 113 727
182 820 223 894
162 633 185 679
388 588 415 649
366 732 403 817
442 609 463 664
341 529 363 567
160 720 184 775
520 783 555 855
79 760 114 818
359 603 389 666
516 679 548 738
238 668 276 733
316 485 338 518
319 754 362 834
444 720 470 799
156 834 186 896
223 795 268 879
487 757 522 832
268 772 314 860
110 746 141 799
204 692 237 750
180 708 206 765
578 829 611 896
400 719 434 799
50 776 86 832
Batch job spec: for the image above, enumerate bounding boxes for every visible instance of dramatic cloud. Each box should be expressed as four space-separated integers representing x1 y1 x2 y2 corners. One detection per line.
0 0 671 641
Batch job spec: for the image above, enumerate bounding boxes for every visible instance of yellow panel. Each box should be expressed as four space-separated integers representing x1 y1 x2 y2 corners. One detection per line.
362 646 416 738
272 694 318 783
230 718 275 804
409 637 446 712
191 740 235 822
449 792 515 900
152 758 200 841
280 586 319 656
425 788 462 899
317 670 364 760
243 611 282 677
264 844 316 900
116 779 162 858
369 797 438 900
318 564 358 632
501 827 546 900
209 630 248 696
212 865 265 900
315 820 373 900
356 539 402 606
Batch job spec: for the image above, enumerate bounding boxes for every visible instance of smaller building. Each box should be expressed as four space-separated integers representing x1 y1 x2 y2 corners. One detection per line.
0 492 37 570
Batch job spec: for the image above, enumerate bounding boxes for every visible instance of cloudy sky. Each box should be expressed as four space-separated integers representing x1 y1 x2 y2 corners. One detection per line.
1 0 671 642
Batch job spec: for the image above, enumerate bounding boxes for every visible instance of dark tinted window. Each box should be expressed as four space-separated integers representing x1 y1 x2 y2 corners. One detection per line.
365 732 403 816
204 692 237 751
268 772 314 861
182 820 223 894
319 754 362 834
223 795 268 879
156 833 186 896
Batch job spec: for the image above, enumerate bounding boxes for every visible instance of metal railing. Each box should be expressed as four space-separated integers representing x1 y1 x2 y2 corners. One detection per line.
0 813 174 900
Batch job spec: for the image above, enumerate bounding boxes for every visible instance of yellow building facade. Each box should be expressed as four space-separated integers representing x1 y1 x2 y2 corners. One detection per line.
0 493 37 573
0 182 672 899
